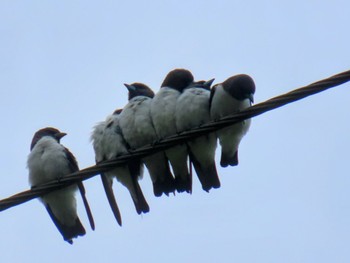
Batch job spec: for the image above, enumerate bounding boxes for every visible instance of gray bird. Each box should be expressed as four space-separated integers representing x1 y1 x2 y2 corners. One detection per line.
27 127 95 244
118 83 175 197
210 74 255 167
150 69 194 193
176 79 220 192
91 109 149 226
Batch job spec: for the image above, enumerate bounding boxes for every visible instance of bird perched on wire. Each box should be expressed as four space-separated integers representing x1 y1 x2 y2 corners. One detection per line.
210 74 255 167
118 83 175 197
150 68 194 193
27 127 95 244
91 109 149 226
176 79 220 192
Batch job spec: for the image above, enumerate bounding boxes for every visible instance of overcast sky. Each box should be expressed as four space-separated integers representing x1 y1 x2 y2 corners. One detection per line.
1 1 350 262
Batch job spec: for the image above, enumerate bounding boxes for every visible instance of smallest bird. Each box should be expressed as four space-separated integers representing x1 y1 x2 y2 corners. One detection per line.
27 127 95 244
210 74 256 167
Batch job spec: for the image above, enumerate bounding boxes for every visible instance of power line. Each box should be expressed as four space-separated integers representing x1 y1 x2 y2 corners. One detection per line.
0 69 349 212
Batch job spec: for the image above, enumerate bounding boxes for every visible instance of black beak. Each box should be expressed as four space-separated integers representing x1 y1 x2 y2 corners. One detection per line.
124 83 136 92
55 132 67 140
204 78 215 88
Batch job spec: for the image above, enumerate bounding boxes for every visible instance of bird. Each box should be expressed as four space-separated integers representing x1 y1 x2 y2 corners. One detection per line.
176 79 220 192
150 68 194 193
91 109 149 226
118 82 175 197
209 74 256 167
27 127 95 244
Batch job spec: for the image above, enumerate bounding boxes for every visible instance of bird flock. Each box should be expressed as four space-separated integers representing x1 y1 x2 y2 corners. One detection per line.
27 68 256 244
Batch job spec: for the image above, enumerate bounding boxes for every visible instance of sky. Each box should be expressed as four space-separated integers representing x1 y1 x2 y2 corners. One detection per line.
1 1 350 262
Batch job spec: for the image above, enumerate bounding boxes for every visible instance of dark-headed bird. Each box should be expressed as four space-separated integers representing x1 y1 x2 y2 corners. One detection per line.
150 69 194 193
210 74 255 167
27 127 95 244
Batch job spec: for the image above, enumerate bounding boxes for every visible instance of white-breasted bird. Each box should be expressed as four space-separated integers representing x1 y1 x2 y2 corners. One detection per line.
91 109 149 226
210 74 255 167
27 127 95 244
118 83 175 197
150 69 194 193
176 79 220 192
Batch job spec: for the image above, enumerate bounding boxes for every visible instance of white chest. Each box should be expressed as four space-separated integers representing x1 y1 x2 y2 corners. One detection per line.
119 96 156 148
151 87 180 138
176 88 211 131
210 86 251 119
28 137 70 187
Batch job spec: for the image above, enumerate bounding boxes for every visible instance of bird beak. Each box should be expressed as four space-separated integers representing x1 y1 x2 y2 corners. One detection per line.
204 78 215 88
55 132 67 140
248 94 254 103
124 83 136 91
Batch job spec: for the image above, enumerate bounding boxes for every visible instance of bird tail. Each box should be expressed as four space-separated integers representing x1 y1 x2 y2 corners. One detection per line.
117 163 150 214
174 175 192 194
220 150 239 167
131 179 150 214
100 173 122 226
143 152 175 197
166 145 192 194
189 150 220 192
45 205 86 244
218 122 248 167
77 182 95 231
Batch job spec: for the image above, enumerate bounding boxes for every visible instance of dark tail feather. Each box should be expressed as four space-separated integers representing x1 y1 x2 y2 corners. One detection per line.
157 160 175 197
220 150 239 167
45 205 85 244
175 176 192 194
166 146 192 194
174 147 192 194
206 164 221 190
126 161 149 213
131 178 150 214
77 182 95 231
127 159 143 179
189 151 220 192
100 174 122 226
152 164 175 197
144 153 175 197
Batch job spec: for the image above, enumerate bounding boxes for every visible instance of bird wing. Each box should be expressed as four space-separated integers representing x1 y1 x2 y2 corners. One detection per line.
64 147 95 231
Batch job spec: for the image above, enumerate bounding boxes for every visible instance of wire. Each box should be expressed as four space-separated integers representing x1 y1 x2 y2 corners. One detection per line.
1 69 349 212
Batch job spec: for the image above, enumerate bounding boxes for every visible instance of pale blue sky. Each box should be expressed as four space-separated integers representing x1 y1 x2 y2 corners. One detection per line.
1 1 350 262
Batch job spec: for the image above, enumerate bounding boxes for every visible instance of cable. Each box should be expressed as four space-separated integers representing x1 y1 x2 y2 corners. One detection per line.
1 69 349 212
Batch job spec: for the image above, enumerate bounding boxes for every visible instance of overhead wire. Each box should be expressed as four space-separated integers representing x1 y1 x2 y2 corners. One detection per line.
0 69 349 212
